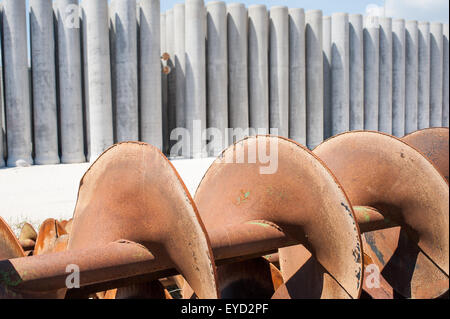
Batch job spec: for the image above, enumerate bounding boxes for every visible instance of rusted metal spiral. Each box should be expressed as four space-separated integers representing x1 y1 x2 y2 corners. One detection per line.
0 129 448 299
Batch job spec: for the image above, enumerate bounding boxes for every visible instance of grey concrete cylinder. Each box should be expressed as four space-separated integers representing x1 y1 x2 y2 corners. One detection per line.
444 24 449 127
166 8 176 148
110 0 138 143
82 0 113 161
2 0 33 167
174 3 186 131
430 22 443 128
160 12 169 153
0 65 4 168
227 3 249 143
418 21 430 129
392 19 406 137
81 1 90 153
405 20 419 134
349 14 364 131
55 0 85 163
0 4 4 168
363 15 379 131
331 13 349 136
140 0 162 150
288 8 306 145
30 0 59 165
269 6 289 138
206 1 228 156
305 10 323 149
322 16 331 139
248 5 269 134
378 17 392 134
185 0 207 158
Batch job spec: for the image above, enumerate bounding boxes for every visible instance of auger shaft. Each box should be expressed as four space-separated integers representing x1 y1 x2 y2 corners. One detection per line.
0 206 396 296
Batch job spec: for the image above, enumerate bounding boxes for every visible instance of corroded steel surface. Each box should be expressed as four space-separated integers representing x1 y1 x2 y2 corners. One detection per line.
18 223 37 252
0 130 447 299
0 217 25 260
402 127 449 182
34 219 68 256
313 131 449 299
68 142 218 299
19 223 37 242
194 136 363 299
59 219 73 235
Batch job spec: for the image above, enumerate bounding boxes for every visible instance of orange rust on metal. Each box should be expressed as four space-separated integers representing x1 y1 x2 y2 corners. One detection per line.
59 219 73 235
63 219 73 235
19 239 35 252
0 142 219 299
352 206 398 233
161 52 170 61
68 142 218 299
194 136 363 299
19 223 37 242
264 253 280 267
0 218 63 299
0 217 25 261
162 66 171 75
313 131 449 299
270 263 284 291
33 219 68 256
402 127 449 183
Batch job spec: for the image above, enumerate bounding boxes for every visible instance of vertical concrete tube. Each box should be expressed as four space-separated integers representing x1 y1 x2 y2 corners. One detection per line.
331 13 349 136
305 10 324 149
110 0 138 143
269 6 289 138
206 1 228 156
81 1 90 155
140 0 162 150
405 20 419 134
29 0 59 165
418 21 430 129
430 22 443 128
227 3 249 143
363 15 379 131
166 8 176 151
392 19 405 137
55 0 85 163
185 0 207 158
349 14 364 131
378 17 392 134
248 5 269 135
82 0 113 161
444 24 449 127
322 16 331 139
0 64 4 168
0 4 4 168
160 12 169 153
288 8 306 145
2 0 33 167
174 3 185 136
